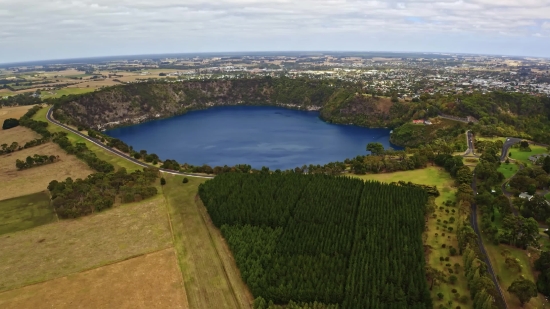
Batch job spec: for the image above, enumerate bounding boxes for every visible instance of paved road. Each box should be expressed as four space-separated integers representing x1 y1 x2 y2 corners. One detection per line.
462 130 478 157
470 177 508 308
46 107 214 179
439 114 472 124
500 137 522 162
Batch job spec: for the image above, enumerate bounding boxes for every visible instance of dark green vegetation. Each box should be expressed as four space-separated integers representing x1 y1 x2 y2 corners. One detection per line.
2 118 19 130
199 173 432 308
0 93 41 107
15 154 59 170
0 192 55 235
47 167 159 218
457 92 550 143
535 251 550 297
390 119 467 148
507 277 538 307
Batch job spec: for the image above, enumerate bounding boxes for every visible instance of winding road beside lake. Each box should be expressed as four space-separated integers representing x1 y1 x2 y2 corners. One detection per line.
46 106 214 179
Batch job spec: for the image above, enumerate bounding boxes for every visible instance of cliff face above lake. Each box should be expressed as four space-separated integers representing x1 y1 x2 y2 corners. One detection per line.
52 77 419 131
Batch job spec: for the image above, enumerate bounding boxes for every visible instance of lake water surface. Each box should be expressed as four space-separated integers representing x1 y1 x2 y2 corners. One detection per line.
106 106 399 169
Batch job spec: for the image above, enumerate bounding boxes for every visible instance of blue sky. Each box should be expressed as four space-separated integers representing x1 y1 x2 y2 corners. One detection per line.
1 0 550 63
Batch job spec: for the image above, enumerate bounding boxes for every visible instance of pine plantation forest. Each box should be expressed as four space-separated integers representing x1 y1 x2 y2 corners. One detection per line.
199 173 432 309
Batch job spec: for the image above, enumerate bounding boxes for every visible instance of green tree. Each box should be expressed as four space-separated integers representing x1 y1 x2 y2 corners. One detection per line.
535 251 550 296
543 156 550 174
253 296 267 309
520 140 530 149
2 118 19 130
508 277 538 307
501 215 539 248
182 177 189 183
160 177 166 185
366 142 384 156
456 166 473 185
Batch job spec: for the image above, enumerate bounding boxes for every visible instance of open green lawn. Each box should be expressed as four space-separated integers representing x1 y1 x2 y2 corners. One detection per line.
509 145 547 167
352 167 455 205
162 175 252 309
32 106 141 172
545 192 550 201
40 88 95 99
498 162 519 180
0 192 55 236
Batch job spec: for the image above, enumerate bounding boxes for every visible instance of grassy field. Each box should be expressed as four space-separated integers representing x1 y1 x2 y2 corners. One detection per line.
0 248 188 309
352 167 455 204
0 142 94 200
509 145 548 167
162 175 252 309
463 156 479 167
352 167 468 307
546 193 550 201
481 237 547 308
0 192 55 236
32 106 141 172
0 126 40 146
0 195 172 292
40 87 96 99
498 162 519 180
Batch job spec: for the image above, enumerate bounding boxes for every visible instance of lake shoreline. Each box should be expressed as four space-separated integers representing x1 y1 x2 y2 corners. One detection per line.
105 105 402 170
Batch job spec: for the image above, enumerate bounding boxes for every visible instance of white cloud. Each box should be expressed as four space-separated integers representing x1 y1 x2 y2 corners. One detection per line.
0 0 550 62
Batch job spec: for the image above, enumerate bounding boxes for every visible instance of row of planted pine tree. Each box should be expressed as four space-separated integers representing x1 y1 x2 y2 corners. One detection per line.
199 173 433 308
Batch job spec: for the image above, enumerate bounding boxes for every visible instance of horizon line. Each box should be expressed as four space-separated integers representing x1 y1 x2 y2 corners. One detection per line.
1 50 545 67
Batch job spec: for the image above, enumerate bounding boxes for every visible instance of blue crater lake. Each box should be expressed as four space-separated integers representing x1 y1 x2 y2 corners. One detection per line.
106 106 400 170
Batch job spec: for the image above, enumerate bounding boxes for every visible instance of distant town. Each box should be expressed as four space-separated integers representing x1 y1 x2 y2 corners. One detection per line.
1 52 550 101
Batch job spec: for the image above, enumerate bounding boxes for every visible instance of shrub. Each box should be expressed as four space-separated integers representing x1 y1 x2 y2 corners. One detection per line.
2 118 19 130
160 177 166 185
437 292 444 300
183 177 189 183
442 244 446 248
451 288 457 293
449 247 457 256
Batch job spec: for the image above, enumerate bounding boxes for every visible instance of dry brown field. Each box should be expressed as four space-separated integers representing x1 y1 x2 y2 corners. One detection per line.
65 79 120 88
0 105 35 123
0 142 94 200
0 195 172 292
0 126 40 146
0 248 188 309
